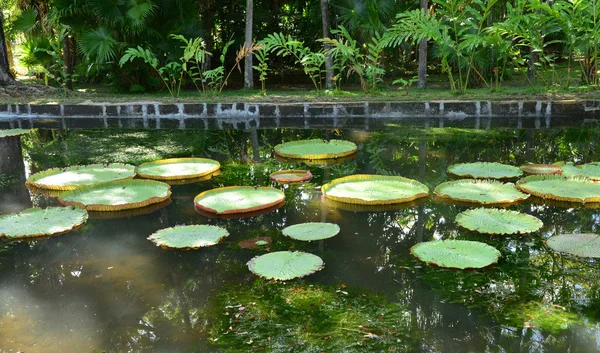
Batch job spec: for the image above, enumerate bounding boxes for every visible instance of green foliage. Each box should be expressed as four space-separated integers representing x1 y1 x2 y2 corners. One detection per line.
252 46 270 95
392 76 419 95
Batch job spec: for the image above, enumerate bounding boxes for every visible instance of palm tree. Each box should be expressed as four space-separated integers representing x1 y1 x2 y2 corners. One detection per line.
244 0 254 89
320 0 334 89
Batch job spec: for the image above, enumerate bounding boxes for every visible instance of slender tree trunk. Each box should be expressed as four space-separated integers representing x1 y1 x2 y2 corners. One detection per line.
202 1 215 71
320 0 334 89
417 0 428 88
527 46 536 85
63 35 74 91
0 11 16 85
244 0 254 89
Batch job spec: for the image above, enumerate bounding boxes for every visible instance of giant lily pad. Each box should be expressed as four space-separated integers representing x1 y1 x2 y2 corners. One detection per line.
448 162 522 180
0 129 31 138
410 240 501 269
282 222 340 241
560 162 600 181
274 139 357 160
194 186 285 215
321 174 429 205
26 163 136 191
136 157 221 181
58 179 172 211
270 170 313 183
520 164 562 175
0 206 88 239
148 225 229 250
456 208 543 235
546 233 600 258
247 251 324 280
516 175 600 203
434 179 529 205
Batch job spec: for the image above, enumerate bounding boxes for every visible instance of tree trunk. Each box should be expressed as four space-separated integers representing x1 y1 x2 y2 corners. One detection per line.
202 0 215 71
0 11 16 85
244 0 254 89
320 0 334 89
417 0 428 88
63 35 74 91
527 46 536 85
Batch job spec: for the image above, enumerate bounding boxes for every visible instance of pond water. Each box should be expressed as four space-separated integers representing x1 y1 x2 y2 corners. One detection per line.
1 123 600 353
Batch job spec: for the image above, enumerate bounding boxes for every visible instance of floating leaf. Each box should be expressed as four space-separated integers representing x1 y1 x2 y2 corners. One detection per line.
238 236 272 249
247 251 324 280
560 162 600 181
434 179 529 205
516 175 600 203
0 129 31 138
282 222 340 241
59 179 171 211
194 186 285 215
546 233 600 258
448 162 522 180
270 170 313 183
410 240 501 269
0 206 88 239
456 208 543 235
148 225 229 250
322 174 429 205
520 164 562 175
274 139 357 160
136 157 221 181
275 154 357 166
27 163 136 190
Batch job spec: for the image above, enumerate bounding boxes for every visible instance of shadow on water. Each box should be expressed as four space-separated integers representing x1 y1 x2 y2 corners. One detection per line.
1 123 600 352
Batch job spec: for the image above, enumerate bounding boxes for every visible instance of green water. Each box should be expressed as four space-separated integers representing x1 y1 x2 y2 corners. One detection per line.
1 125 600 352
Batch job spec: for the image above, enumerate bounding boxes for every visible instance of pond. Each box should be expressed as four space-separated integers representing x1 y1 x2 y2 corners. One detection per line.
1 123 600 353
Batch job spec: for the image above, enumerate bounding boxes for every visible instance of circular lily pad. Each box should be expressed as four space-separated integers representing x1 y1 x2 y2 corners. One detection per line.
270 170 313 183
434 179 529 205
274 139 357 160
282 222 340 241
448 162 522 180
322 174 429 205
247 251 324 280
456 208 543 235
520 164 562 175
27 163 136 191
58 179 172 211
136 158 221 181
546 233 600 258
148 225 228 250
410 240 501 269
560 162 600 181
239 236 272 249
194 186 285 215
0 206 88 239
0 129 31 138
516 175 600 203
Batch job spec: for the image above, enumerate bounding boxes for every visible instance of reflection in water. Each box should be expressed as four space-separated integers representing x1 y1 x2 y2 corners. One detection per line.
0 125 600 352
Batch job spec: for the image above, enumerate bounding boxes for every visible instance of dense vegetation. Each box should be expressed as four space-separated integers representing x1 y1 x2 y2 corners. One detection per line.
0 0 599 97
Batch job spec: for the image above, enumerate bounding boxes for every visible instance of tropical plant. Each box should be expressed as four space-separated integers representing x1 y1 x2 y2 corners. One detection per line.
393 75 418 95
119 46 181 97
171 34 211 93
252 45 270 95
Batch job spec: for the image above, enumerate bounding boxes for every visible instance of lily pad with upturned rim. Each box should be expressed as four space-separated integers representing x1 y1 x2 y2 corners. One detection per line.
410 240 501 269
282 222 340 241
194 186 285 215
434 179 529 205
0 206 88 239
274 139 357 160
321 174 429 205
148 225 229 250
0 129 31 138
560 162 600 181
136 158 221 181
247 251 324 280
26 163 136 191
520 164 562 175
516 175 600 203
58 179 172 211
546 233 600 258
270 170 313 183
448 162 523 180
456 208 543 235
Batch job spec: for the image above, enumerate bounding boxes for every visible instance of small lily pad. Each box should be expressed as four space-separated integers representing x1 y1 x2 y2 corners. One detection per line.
434 179 529 205
0 129 31 138
546 233 600 258
0 206 88 239
410 240 501 269
456 208 543 235
282 222 340 241
516 175 600 203
238 236 272 249
148 225 229 250
520 164 562 175
255 240 269 246
274 139 357 160
247 251 324 280
448 162 522 180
